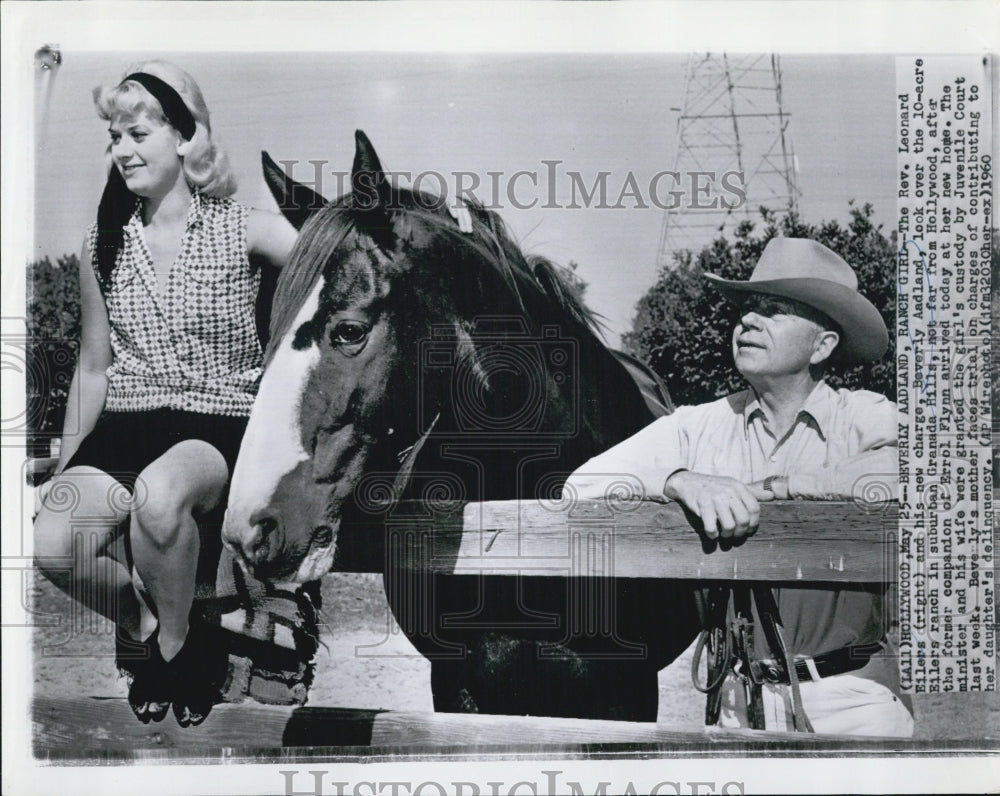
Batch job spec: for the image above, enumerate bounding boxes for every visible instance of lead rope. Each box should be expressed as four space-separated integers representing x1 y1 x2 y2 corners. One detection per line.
753 585 814 733
691 586 732 726
732 584 766 729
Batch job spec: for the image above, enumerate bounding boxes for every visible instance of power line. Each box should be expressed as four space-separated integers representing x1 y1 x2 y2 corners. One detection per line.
656 53 800 269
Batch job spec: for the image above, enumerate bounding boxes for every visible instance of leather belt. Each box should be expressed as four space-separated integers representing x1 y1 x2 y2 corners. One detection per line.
753 641 884 685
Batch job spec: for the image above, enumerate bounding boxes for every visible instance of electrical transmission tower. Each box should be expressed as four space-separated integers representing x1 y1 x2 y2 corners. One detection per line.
656 53 800 270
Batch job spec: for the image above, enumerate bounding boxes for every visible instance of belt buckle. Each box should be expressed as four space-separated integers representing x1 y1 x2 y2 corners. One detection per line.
732 619 784 686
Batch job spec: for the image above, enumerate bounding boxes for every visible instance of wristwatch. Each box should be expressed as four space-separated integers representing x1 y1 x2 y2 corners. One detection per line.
763 475 789 499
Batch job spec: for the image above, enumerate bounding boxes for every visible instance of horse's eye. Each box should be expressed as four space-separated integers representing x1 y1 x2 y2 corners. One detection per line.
330 320 370 346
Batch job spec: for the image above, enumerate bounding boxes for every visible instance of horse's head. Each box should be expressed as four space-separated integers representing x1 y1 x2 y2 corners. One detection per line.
223 131 664 583
224 132 577 581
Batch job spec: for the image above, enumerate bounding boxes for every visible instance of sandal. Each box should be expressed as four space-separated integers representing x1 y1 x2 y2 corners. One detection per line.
116 628 171 723
164 622 227 728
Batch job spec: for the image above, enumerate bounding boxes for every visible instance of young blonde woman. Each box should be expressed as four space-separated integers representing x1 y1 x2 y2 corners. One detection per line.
34 61 297 726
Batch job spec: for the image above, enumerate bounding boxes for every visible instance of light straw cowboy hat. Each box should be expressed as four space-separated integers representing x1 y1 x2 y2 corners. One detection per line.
704 237 889 363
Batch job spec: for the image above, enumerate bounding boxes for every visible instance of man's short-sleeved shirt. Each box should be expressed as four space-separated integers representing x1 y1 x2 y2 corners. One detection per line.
566 381 901 693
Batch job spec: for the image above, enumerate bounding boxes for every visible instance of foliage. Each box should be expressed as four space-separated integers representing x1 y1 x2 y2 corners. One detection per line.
622 204 897 406
29 254 81 342
26 253 81 453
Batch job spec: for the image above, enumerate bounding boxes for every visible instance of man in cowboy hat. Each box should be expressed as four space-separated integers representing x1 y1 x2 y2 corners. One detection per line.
567 237 913 736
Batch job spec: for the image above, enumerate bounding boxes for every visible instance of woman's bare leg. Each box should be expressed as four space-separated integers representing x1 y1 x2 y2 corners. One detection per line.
33 467 141 636
129 440 228 661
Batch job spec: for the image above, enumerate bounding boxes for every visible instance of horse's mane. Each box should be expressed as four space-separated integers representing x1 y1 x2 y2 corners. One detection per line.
265 189 603 366
527 254 601 335
265 196 351 366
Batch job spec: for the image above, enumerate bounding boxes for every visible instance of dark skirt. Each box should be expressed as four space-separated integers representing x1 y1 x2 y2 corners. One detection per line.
65 408 249 494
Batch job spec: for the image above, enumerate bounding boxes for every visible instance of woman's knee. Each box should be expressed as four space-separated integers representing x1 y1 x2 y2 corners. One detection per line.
33 469 128 575
131 488 187 550
131 441 228 549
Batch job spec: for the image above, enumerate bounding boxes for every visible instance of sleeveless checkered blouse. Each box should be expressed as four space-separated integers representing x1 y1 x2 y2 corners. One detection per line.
88 193 262 416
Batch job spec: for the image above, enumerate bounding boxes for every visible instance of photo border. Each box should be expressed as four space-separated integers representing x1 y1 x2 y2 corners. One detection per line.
3 2 998 794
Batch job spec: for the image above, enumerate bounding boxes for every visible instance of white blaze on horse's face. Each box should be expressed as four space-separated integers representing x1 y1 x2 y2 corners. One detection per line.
223 278 324 575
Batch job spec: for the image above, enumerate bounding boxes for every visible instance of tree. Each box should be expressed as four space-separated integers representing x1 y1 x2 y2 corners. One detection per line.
26 253 81 455
623 204 896 407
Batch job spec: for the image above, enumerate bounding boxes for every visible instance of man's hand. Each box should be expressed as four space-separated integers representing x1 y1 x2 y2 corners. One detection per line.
664 471 774 540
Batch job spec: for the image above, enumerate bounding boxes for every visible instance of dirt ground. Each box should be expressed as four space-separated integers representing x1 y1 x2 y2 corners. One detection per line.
30 571 1000 745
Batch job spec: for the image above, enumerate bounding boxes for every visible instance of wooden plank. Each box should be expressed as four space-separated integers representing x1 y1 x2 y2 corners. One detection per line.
342 499 898 583
32 696 379 756
34 695 950 760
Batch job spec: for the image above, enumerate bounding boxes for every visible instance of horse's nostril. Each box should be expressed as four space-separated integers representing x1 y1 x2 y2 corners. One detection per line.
247 509 283 562
249 510 278 535
259 516 278 536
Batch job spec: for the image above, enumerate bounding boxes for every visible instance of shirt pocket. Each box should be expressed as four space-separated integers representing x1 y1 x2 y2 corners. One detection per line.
186 256 231 285
184 233 233 285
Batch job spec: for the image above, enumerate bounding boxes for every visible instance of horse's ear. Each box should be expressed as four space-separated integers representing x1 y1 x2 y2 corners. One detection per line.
351 130 388 207
261 151 328 230
350 130 396 249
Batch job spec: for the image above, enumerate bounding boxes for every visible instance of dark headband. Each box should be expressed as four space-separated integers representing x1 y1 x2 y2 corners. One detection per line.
94 72 196 288
121 72 196 141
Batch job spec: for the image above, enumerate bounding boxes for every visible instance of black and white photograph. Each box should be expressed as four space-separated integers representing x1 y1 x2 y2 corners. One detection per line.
2 3 997 794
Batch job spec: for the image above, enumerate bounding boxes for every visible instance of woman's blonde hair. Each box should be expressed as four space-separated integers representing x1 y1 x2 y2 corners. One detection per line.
93 60 237 197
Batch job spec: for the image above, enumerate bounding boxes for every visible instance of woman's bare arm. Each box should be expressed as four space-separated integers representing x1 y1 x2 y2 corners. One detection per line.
54 238 113 472
247 209 298 270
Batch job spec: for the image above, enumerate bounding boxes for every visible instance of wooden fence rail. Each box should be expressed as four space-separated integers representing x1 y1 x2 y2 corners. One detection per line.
338 498 898 584
37 695 969 760
33 497 901 759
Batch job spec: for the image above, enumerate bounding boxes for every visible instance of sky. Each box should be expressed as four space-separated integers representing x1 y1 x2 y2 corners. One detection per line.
31 51 895 346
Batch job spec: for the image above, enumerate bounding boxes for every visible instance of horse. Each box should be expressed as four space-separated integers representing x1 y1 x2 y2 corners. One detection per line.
221 131 702 721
